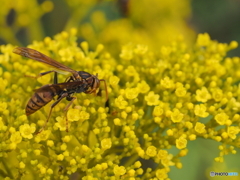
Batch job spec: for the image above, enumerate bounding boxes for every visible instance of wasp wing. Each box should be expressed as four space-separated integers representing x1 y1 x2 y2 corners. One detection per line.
33 81 86 94
13 47 79 76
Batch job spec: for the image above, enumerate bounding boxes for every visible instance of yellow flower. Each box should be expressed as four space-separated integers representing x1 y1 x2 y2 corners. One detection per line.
176 162 183 169
115 95 128 109
166 129 173 136
134 44 148 55
161 76 174 89
47 168 53 175
113 118 122 126
128 169 135 177
41 1 54 12
79 110 90 122
123 138 129 145
175 86 187 97
57 154 64 161
146 146 157 157
137 80 150 94
125 66 138 76
229 41 238 49
19 124 36 139
19 162 26 169
101 138 112 150
125 88 139 100
34 149 41 156
120 44 133 60
195 87 211 102
157 150 168 160
194 122 206 134
82 145 90 153
161 154 174 167
161 46 171 56
55 116 68 131
185 122 193 129
227 126 239 139
101 163 108 170
67 109 80 122
0 78 8 93
17 115 27 123
58 47 74 62
136 147 145 158
179 149 188 157
196 33 211 46
145 91 159 106
0 117 7 131
47 140 54 147
95 43 104 54
212 88 223 102
215 112 229 125
189 134 196 141
0 101 7 112
134 161 142 168
35 130 51 142
171 109 184 123
109 75 120 86
10 131 22 144
176 137 187 149
113 165 126 176
80 41 88 53
132 112 139 120
60 143 67 151
153 105 164 117
156 168 168 179
194 104 209 117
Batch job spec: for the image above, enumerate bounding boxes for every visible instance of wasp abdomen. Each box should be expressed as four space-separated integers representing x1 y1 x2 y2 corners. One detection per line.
26 91 54 116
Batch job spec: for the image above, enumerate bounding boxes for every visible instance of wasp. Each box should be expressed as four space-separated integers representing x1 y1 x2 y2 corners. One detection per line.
13 47 108 132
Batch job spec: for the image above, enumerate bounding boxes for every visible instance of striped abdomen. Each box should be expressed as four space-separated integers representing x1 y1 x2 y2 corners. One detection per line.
26 91 55 116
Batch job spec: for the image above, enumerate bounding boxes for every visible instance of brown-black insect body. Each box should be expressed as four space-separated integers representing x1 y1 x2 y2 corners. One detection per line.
13 47 108 132
25 81 88 116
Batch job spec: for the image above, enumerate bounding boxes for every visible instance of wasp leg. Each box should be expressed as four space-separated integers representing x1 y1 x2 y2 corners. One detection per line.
64 97 77 132
99 79 108 101
25 70 59 80
64 97 77 111
37 92 69 134
53 72 58 84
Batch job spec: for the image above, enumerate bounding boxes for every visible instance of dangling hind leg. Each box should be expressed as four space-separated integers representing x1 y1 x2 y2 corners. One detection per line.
36 92 68 134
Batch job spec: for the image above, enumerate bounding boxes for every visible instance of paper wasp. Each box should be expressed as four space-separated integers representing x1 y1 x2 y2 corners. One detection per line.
13 47 108 132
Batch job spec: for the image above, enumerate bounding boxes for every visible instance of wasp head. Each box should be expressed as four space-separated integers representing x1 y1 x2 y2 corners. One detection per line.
78 71 100 95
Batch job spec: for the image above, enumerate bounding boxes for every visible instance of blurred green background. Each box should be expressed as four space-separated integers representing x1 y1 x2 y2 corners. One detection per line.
1 0 240 56
191 0 240 56
1 0 240 180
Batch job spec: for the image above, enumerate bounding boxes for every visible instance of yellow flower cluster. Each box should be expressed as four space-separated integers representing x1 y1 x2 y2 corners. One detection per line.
0 29 239 179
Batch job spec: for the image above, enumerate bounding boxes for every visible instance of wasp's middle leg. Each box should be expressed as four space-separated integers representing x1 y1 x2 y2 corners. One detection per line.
63 96 77 132
25 70 59 83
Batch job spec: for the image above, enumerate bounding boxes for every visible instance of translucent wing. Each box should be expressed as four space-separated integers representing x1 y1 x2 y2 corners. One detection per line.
13 47 79 77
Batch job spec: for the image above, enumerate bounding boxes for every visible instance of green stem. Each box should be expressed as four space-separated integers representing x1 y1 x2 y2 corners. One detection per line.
122 153 139 167
2 159 13 179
